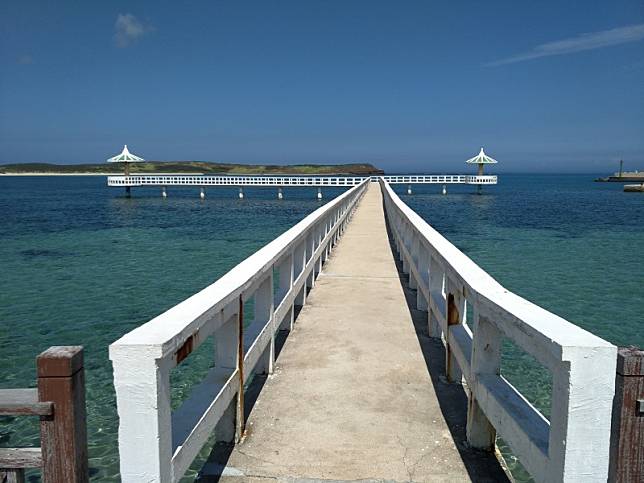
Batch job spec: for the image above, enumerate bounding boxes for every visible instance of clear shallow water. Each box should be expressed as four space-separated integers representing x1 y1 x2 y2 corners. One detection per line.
393 174 644 480
0 176 346 481
1 175 642 481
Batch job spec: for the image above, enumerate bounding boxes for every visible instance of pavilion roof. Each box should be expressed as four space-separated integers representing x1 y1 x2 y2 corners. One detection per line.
466 147 497 164
107 145 145 163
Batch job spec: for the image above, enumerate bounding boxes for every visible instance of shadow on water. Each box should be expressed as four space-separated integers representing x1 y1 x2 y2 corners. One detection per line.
383 219 512 483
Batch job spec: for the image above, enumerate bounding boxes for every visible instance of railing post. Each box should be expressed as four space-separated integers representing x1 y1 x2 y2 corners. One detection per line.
277 254 294 331
609 347 643 482
428 256 444 338
37 346 88 483
316 250 323 276
276 253 294 303
306 234 315 289
418 242 430 287
548 344 616 481
413 241 429 312
313 225 322 277
294 242 307 307
408 233 418 290
319 221 327 263
416 287 428 313
411 231 420 267
254 274 275 375
215 306 241 442
401 223 410 274
111 348 173 482
396 216 403 260
466 309 500 450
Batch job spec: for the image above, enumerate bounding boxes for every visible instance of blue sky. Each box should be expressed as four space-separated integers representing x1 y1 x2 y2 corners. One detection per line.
1 1 643 172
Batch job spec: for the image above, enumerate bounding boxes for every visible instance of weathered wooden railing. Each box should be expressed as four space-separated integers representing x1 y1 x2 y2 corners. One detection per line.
609 347 644 482
0 346 88 483
380 179 617 483
109 179 369 482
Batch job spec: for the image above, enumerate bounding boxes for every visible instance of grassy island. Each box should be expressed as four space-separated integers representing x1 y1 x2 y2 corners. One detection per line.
0 161 384 176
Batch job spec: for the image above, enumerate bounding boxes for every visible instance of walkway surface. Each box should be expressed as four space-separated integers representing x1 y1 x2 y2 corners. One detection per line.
207 184 507 482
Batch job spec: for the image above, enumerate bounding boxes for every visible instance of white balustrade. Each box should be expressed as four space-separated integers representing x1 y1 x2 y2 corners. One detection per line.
109 179 369 482
380 178 616 483
107 174 498 187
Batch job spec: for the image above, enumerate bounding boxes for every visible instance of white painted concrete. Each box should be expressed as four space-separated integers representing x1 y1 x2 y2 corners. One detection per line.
216 183 505 481
109 180 369 483
381 179 617 483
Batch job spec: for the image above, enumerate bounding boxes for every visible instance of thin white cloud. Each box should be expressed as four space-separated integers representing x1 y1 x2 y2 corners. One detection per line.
17 55 33 65
487 23 644 66
114 13 153 48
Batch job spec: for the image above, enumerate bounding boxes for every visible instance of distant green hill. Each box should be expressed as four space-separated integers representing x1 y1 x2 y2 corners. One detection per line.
0 161 384 175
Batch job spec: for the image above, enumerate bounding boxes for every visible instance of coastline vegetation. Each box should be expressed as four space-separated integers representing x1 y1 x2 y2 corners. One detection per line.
0 161 384 176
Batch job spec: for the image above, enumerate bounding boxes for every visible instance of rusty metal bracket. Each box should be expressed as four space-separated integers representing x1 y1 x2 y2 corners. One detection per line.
175 333 196 365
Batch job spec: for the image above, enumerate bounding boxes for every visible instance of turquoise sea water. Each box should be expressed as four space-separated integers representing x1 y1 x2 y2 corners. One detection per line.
0 177 346 480
1 174 642 481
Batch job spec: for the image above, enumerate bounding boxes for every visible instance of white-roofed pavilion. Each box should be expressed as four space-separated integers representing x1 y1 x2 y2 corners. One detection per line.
107 145 145 176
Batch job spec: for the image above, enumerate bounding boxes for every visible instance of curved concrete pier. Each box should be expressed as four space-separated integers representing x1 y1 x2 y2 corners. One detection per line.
210 184 507 482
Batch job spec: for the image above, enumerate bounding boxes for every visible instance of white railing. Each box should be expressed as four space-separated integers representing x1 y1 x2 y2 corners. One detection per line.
464 174 497 184
382 175 466 184
381 174 497 184
107 174 498 187
107 175 367 187
380 179 615 483
109 179 369 482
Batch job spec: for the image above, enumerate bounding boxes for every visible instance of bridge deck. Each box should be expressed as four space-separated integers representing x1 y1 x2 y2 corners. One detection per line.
205 184 507 482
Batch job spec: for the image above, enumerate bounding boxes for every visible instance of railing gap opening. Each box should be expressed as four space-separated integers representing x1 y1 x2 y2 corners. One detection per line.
500 338 553 420
170 334 217 413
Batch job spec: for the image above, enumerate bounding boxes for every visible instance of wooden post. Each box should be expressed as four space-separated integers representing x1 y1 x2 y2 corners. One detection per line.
37 346 88 483
609 346 644 482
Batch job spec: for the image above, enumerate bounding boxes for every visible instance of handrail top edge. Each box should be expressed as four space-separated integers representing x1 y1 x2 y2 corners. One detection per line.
380 180 615 353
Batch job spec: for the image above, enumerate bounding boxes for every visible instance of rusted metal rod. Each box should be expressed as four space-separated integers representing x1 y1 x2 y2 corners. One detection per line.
237 295 245 439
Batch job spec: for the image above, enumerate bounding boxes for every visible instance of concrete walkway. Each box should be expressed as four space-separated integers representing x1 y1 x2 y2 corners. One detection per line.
208 184 507 482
